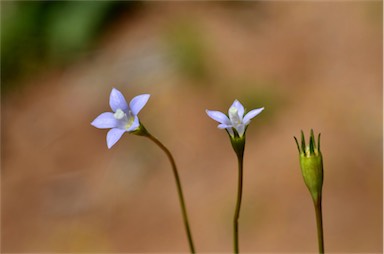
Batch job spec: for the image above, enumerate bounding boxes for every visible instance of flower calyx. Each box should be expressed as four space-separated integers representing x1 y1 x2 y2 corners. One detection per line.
294 129 324 201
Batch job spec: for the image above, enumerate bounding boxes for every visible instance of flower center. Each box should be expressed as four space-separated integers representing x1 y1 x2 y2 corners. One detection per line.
229 106 241 126
113 108 136 131
114 109 125 120
125 116 135 130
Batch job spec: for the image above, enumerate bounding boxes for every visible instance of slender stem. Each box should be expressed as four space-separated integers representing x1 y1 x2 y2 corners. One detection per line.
233 152 244 254
146 133 196 253
313 195 324 254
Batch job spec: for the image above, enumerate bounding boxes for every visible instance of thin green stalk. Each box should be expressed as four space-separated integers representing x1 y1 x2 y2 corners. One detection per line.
313 196 324 254
233 152 244 254
146 133 196 253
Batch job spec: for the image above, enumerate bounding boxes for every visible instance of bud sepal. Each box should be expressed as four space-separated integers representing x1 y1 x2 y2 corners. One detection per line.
229 130 246 158
294 129 324 201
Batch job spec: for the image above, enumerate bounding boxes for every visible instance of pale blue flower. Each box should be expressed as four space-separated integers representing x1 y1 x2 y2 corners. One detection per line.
206 100 264 137
91 88 150 148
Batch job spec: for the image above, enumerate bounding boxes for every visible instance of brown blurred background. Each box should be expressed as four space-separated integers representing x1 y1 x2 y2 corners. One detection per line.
1 1 382 253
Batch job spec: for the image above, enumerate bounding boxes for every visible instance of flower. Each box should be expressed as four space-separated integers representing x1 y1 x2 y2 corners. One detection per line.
294 129 323 201
91 88 150 148
206 100 264 137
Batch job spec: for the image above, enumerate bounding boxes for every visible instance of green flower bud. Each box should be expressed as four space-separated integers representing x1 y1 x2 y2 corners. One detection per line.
294 130 323 201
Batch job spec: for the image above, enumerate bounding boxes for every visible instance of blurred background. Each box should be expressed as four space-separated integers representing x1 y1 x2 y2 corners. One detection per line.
1 1 382 253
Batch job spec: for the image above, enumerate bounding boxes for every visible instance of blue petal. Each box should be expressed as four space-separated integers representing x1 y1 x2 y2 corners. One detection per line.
91 112 118 129
206 110 230 125
230 100 245 119
126 115 140 132
243 107 264 124
129 94 150 115
109 88 129 112
106 128 126 149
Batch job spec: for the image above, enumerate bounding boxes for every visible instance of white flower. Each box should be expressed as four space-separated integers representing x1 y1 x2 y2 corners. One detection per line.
91 88 150 148
206 100 264 137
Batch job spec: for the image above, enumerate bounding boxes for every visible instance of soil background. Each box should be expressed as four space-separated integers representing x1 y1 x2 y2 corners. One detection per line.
2 2 383 253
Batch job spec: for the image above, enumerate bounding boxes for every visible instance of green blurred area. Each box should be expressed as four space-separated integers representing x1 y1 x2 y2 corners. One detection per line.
165 20 210 82
1 1 141 92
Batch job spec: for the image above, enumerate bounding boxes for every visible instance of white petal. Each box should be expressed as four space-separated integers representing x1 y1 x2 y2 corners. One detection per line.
130 94 150 115
91 112 118 129
226 128 234 137
109 88 129 112
206 110 230 125
218 123 233 129
106 128 126 149
229 100 245 119
243 107 264 124
235 124 245 137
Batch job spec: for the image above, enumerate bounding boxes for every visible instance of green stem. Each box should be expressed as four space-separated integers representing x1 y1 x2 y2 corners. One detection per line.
146 133 196 253
313 195 324 254
233 152 244 254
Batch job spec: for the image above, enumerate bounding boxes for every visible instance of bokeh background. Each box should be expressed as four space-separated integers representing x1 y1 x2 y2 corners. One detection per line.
1 1 382 253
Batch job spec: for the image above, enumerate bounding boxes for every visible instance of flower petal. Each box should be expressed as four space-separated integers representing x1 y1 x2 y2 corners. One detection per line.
229 100 245 119
91 112 118 129
243 107 264 124
206 110 230 125
126 115 140 132
109 88 129 112
106 128 126 149
129 94 150 115
235 124 245 137
218 123 233 129
226 128 234 137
